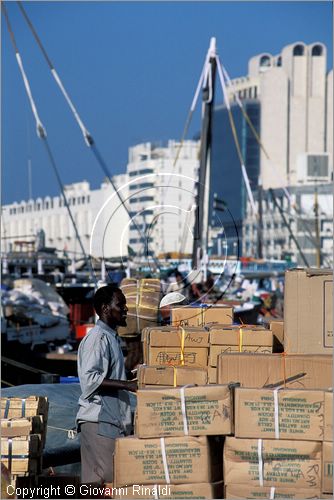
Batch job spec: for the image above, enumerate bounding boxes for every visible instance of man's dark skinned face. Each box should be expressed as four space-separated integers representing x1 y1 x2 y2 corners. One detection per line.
101 290 128 329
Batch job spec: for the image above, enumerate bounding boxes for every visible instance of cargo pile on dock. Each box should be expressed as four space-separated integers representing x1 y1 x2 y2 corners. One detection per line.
1 396 49 487
111 268 333 499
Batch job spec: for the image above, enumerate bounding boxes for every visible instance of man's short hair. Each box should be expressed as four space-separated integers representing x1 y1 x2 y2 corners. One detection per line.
93 285 121 316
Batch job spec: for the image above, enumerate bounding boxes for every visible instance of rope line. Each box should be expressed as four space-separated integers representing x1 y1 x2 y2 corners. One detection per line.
3 3 95 282
17 1 159 267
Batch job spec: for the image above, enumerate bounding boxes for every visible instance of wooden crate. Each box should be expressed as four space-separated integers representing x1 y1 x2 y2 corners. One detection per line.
1 435 43 475
1 396 48 420
1 416 47 449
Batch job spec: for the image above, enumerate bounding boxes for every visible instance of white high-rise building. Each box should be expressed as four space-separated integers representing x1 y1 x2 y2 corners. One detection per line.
1 176 130 260
226 42 333 189
126 141 199 258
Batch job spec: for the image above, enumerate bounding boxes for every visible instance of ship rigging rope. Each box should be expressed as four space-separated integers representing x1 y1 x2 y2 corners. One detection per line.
16 1 160 270
2 3 96 282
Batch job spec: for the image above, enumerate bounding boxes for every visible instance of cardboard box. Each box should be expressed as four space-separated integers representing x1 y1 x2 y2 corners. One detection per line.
137 365 208 388
284 268 333 354
142 326 209 367
147 328 209 347
234 388 325 441
111 481 224 499
269 320 284 346
225 485 322 499
224 437 322 489
114 435 223 487
210 345 272 367
171 305 233 327
208 366 217 384
136 385 231 437
209 326 273 366
324 391 333 442
217 353 333 389
322 441 333 494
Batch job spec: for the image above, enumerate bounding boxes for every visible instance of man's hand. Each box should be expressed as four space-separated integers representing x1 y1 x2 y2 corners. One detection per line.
99 378 137 393
125 380 137 393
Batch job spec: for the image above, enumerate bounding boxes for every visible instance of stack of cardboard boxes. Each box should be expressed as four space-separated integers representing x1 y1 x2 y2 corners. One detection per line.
1 396 49 486
219 268 333 499
113 268 333 498
113 383 234 498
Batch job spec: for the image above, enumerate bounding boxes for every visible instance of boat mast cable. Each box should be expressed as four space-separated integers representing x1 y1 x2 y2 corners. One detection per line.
2 3 96 283
17 1 160 272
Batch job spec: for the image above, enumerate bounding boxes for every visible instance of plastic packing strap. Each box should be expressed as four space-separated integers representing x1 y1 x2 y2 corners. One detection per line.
8 438 12 474
281 352 287 388
173 366 177 387
160 437 171 484
135 280 140 334
270 486 276 499
238 325 247 352
273 388 280 439
22 398 26 418
154 485 159 500
179 386 189 436
4 399 10 419
179 327 185 366
257 438 264 487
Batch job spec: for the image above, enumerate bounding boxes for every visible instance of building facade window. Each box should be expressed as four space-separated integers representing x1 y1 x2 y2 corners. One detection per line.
293 44 304 56
312 45 323 56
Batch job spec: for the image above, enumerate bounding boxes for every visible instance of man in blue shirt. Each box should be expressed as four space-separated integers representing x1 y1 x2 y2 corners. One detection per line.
77 285 137 484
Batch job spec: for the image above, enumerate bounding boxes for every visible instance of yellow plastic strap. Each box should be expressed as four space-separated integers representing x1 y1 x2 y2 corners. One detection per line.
180 327 185 366
173 366 177 387
238 327 243 352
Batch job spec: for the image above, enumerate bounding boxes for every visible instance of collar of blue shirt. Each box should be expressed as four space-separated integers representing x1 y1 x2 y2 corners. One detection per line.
96 319 118 338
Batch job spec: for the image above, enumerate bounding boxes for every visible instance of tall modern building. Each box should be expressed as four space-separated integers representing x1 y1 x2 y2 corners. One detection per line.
209 41 333 258
209 100 261 254
226 41 333 189
126 140 199 258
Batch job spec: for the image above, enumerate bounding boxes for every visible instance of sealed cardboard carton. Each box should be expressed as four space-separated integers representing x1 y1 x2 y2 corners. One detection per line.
111 481 224 499
217 353 332 389
114 435 222 487
234 388 325 440
142 326 209 367
322 441 333 494
209 326 273 366
284 268 333 353
210 345 271 367
209 325 272 345
136 385 231 437
147 328 209 347
224 437 322 489
137 365 208 388
225 485 322 499
171 305 233 327
324 391 333 442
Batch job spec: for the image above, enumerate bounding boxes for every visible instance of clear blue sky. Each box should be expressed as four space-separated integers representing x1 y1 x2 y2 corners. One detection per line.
2 1 333 204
